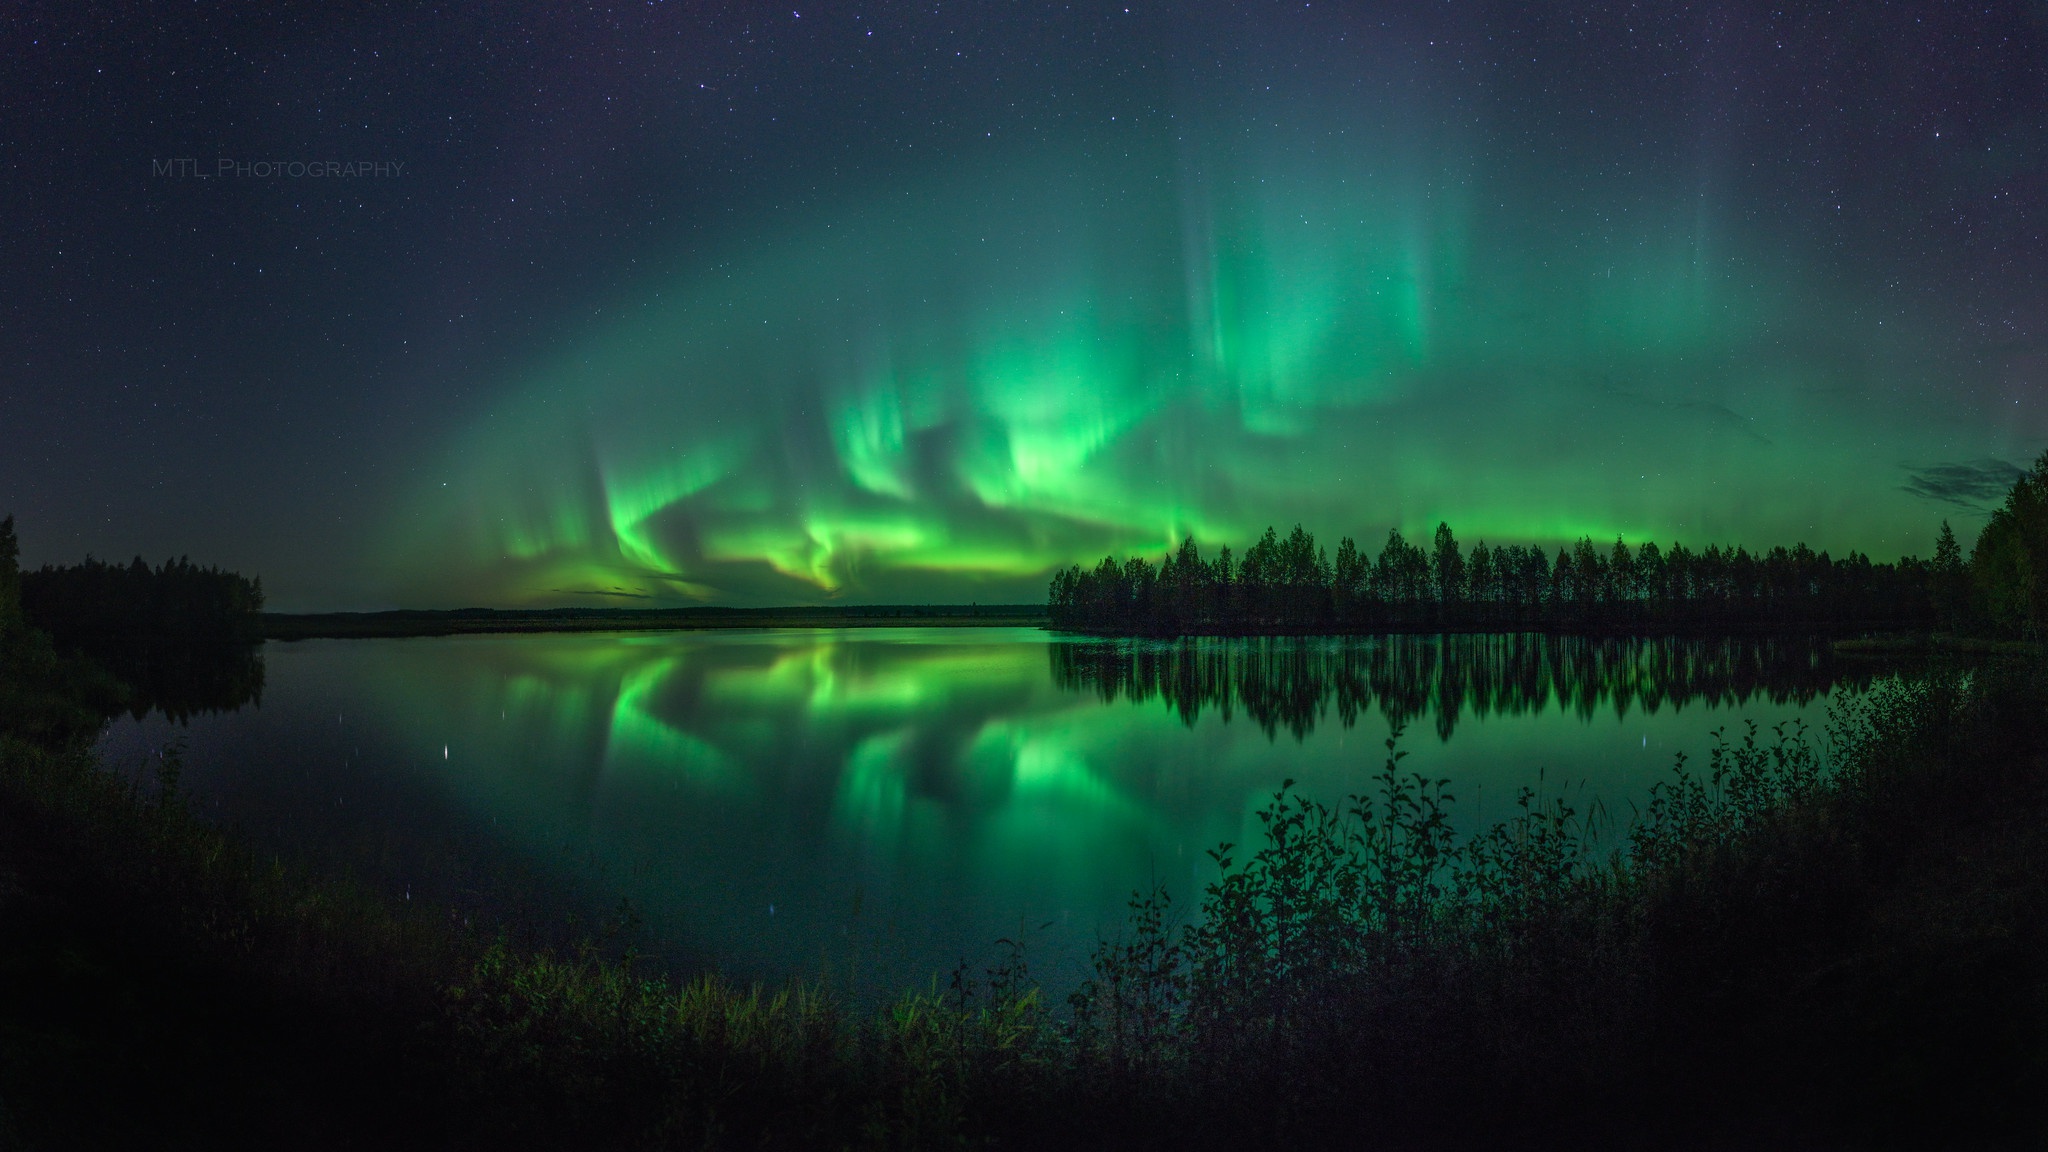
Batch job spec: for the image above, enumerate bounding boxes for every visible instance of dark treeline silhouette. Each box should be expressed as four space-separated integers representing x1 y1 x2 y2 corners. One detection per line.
1051 633 1874 742
1965 449 2048 638
7 522 264 719
0 516 20 637
22 551 264 644
1050 521 1936 635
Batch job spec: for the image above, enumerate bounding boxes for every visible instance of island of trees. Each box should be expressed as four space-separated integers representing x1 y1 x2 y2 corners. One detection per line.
1049 451 2048 637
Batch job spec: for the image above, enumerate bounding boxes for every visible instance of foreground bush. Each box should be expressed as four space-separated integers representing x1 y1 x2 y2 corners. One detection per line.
1056 666 2047 1147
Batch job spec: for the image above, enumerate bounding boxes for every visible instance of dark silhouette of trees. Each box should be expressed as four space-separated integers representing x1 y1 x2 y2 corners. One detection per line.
1930 521 1969 630
1968 451 2048 639
1432 522 1464 609
1048 458 2048 637
1048 521 1937 635
21 553 264 646
0 515 21 635
16 547 266 720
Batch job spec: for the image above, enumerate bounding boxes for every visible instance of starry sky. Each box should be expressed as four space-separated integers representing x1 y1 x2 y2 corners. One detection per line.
4 2 2044 609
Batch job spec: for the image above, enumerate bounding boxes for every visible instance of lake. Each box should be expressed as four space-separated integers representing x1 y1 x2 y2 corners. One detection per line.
97 628 1885 996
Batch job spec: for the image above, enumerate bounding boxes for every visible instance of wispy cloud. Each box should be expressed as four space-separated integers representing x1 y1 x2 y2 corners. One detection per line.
555 586 656 599
1899 459 2025 509
1592 380 1774 445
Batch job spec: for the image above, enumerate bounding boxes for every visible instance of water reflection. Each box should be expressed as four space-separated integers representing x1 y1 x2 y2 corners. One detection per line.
103 629 1883 994
1052 634 1867 741
77 638 266 722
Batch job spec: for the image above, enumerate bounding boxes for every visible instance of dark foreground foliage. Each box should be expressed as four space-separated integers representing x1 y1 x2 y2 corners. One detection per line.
1058 667 2048 1148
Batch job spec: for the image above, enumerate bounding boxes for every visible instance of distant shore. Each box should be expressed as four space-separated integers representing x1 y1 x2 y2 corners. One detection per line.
260 604 1050 640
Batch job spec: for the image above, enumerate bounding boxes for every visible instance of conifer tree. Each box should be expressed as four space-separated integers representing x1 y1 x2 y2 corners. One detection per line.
1432 522 1464 606
1930 520 1968 630
0 515 20 632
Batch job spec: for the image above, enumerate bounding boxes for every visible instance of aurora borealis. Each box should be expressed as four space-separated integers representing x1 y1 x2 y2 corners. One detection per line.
5 3 2044 608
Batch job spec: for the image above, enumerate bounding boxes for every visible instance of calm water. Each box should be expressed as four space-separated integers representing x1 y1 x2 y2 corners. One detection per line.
99 628 1881 994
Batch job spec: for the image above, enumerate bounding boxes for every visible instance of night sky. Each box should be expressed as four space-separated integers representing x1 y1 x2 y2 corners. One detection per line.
4 3 2044 610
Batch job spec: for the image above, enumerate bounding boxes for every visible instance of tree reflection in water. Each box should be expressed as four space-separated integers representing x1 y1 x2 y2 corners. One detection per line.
1050 634 1876 742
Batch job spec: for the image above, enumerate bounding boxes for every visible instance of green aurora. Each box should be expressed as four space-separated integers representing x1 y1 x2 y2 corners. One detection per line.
386 111 2011 607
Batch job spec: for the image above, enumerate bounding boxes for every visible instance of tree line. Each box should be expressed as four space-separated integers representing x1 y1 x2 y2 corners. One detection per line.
1968 450 2048 638
1049 522 1938 634
1049 455 2048 636
19 550 264 646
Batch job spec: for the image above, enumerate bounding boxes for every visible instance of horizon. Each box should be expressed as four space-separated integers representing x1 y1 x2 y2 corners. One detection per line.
11 517 1971 615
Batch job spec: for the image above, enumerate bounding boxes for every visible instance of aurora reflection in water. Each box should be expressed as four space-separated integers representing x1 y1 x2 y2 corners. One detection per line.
101 628 1880 992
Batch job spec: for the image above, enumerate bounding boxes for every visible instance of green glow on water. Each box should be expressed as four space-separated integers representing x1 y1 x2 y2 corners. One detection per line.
111 630 1868 991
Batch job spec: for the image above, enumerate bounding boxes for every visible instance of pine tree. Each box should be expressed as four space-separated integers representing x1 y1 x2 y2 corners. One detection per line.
0 515 20 632
1432 522 1464 606
1930 520 1968 630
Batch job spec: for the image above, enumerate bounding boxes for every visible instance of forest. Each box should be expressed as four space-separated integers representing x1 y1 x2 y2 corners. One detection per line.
1049 452 2048 638
1049 523 1941 634
9 536 266 719
19 550 264 645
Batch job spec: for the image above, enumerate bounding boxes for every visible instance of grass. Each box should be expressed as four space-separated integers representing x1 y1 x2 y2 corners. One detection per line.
3 622 2045 1148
